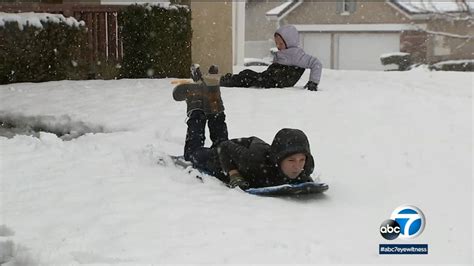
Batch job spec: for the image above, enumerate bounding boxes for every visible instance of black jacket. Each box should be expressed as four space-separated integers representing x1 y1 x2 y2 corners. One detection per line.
217 128 314 188
220 63 305 88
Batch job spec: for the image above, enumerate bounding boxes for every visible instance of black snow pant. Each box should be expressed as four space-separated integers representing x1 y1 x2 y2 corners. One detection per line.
184 110 229 183
220 63 305 88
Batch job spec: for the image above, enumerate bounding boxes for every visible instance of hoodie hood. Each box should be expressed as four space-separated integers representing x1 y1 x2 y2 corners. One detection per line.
275 25 299 49
270 128 314 175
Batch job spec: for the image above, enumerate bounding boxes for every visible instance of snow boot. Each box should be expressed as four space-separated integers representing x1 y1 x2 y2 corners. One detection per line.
208 64 219 75
173 64 224 116
219 73 233 87
173 82 206 116
190 64 203 82
202 65 224 114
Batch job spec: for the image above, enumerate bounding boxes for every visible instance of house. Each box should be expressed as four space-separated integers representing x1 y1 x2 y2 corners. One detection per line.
246 0 473 70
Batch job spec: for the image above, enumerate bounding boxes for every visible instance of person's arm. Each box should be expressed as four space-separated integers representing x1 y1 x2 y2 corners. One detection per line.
217 138 253 173
227 169 249 189
283 48 322 89
218 138 258 189
296 52 322 90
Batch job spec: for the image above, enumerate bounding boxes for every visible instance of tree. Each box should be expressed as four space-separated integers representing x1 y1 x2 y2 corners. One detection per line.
395 0 473 49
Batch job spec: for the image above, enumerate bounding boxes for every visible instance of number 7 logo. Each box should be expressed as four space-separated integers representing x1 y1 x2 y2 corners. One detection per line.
390 205 426 240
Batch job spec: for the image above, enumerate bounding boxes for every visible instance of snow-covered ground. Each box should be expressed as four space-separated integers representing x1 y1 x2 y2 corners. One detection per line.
0 67 472 265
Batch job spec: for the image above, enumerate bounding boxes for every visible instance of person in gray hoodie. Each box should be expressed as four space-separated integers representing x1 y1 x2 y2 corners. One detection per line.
220 24 322 91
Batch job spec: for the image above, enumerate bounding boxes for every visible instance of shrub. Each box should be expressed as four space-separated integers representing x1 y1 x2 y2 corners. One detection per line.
0 13 87 84
119 4 192 79
430 60 473 72
380 52 412 71
83 58 122 80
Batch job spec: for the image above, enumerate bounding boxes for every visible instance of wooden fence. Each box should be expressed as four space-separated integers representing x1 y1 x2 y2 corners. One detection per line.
0 3 126 63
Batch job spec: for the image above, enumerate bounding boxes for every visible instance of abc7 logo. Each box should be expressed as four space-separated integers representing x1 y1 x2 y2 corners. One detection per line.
380 205 425 240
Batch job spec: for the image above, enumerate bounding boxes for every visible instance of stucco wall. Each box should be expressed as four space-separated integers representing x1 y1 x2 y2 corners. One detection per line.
245 1 282 41
244 1 282 59
284 1 407 25
190 1 233 74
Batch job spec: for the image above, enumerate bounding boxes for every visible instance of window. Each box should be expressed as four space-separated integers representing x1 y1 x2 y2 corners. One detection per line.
337 0 357 15
343 0 351 13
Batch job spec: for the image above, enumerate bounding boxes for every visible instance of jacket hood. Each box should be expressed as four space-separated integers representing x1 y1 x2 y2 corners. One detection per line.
270 128 314 174
275 25 299 48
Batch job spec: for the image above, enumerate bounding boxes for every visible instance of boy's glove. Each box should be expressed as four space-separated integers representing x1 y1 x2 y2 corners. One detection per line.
304 81 318 91
229 174 250 190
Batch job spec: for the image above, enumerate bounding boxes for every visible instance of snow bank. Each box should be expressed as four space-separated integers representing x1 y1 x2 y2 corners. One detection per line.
0 69 471 264
433 59 474 67
0 112 106 140
0 12 85 30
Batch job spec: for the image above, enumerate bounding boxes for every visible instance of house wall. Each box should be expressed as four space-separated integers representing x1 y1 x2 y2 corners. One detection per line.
245 1 282 41
190 1 233 74
245 1 282 59
426 20 474 63
283 1 408 25
280 1 413 70
400 31 428 63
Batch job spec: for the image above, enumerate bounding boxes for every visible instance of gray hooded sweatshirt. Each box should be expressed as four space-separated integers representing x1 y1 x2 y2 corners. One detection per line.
274 25 322 84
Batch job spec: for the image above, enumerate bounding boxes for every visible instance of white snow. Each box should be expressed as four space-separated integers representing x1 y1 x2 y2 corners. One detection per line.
0 67 472 265
380 52 411 59
244 57 271 66
266 0 295 16
0 12 85 30
100 1 188 10
433 59 474 67
266 0 303 21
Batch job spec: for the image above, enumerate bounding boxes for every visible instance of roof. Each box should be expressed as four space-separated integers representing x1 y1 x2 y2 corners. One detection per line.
263 1 473 23
389 0 474 14
265 0 303 21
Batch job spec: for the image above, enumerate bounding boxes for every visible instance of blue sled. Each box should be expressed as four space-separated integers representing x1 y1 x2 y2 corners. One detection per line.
160 155 329 196
245 182 329 196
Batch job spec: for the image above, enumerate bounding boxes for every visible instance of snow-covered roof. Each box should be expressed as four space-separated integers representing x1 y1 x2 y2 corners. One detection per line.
0 12 85 30
389 0 474 14
266 1 294 16
266 0 303 21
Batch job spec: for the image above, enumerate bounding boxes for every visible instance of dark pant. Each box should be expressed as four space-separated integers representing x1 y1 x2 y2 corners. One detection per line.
184 110 229 182
220 63 305 88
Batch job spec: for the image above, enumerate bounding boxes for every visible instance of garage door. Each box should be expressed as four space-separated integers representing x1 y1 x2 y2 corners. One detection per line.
301 32 400 70
301 33 331 70
337 33 400 70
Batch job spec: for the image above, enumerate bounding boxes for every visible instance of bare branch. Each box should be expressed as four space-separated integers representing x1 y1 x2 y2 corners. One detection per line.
454 37 473 50
413 25 472 39
399 0 473 21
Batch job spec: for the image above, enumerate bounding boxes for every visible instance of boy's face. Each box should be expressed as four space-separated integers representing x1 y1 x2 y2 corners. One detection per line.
274 34 286 50
280 153 306 179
